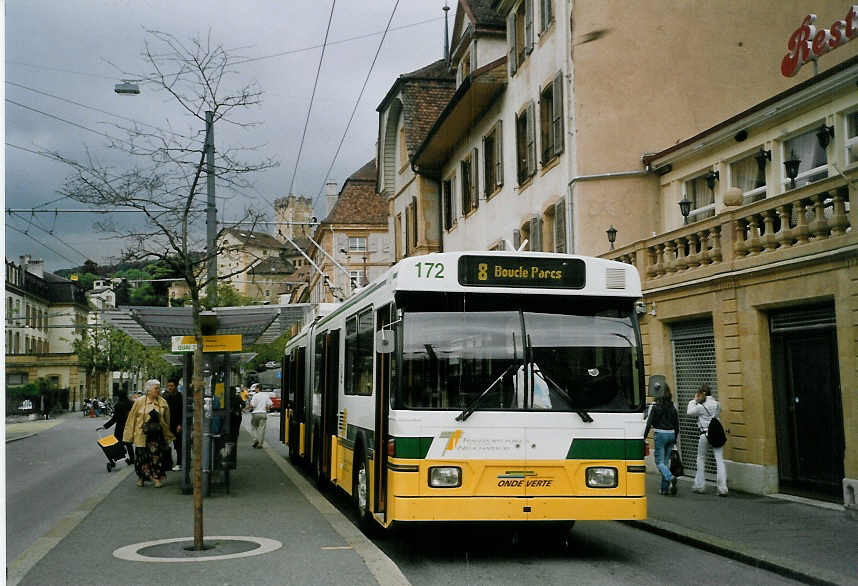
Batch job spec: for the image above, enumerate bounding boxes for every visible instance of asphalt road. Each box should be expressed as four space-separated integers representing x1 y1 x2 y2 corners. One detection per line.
6 412 127 562
259 421 802 586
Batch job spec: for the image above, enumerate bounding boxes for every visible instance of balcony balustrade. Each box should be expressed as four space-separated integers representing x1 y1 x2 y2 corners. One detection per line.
606 175 855 290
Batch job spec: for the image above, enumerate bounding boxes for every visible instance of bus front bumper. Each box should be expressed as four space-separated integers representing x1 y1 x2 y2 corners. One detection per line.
389 496 646 522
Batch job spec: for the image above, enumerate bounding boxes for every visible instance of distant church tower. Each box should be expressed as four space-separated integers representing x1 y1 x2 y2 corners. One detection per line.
273 195 314 241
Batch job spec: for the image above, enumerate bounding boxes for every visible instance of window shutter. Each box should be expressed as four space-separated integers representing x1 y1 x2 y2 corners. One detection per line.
456 64 462 86
495 120 503 187
525 0 534 54
472 147 479 210
513 229 521 250
450 173 459 224
495 120 504 187
507 12 517 75
554 199 566 253
526 102 536 176
552 72 564 157
529 216 542 252
542 0 552 31
470 40 477 72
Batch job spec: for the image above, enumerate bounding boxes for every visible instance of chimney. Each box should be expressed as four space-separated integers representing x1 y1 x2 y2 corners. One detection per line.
21 257 44 278
326 181 339 217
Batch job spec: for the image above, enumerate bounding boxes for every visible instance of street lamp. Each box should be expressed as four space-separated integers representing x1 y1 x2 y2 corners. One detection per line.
115 83 218 305
606 225 617 250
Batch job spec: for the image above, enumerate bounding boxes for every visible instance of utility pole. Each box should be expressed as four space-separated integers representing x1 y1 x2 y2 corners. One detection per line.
206 110 217 307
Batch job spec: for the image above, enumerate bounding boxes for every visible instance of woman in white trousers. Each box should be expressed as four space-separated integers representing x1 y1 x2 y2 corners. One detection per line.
687 384 728 496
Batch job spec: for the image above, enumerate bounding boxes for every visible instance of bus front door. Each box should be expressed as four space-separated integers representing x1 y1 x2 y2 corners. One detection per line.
320 330 340 484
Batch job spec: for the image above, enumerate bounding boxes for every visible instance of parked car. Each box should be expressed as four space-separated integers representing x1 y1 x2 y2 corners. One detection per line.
268 389 281 411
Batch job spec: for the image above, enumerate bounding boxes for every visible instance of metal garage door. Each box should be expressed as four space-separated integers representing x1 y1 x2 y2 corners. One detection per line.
671 319 718 477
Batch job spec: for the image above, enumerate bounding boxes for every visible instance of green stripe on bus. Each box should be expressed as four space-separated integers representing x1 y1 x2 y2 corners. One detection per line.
566 438 644 460
393 436 433 459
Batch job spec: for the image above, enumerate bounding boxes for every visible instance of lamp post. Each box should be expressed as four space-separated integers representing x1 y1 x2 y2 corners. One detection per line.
606 225 617 250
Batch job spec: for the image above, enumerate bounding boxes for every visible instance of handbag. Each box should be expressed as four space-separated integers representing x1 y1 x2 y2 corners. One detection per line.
669 447 684 477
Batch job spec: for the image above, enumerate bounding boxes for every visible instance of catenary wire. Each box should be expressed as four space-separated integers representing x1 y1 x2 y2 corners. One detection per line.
287 0 337 197
313 0 400 211
6 99 136 148
6 222 83 264
7 211 91 260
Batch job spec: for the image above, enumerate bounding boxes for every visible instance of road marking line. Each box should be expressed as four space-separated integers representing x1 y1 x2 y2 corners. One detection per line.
321 546 354 550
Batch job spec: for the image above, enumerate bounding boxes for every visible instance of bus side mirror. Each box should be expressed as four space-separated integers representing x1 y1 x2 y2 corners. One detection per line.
648 375 667 399
376 330 395 354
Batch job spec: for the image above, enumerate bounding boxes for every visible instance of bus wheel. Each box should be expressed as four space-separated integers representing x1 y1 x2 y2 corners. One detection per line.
352 450 373 533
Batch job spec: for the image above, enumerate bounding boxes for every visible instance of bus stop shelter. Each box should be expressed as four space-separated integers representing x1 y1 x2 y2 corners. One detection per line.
101 304 312 493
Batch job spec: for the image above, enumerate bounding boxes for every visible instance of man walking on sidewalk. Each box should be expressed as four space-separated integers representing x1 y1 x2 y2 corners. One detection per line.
248 384 272 449
164 379 183 471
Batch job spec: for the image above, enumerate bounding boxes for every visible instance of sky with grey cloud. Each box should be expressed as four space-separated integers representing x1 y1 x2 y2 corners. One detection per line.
5 0 449 271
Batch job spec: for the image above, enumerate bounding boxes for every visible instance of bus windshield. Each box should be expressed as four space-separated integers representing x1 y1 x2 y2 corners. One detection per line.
396 307 643 413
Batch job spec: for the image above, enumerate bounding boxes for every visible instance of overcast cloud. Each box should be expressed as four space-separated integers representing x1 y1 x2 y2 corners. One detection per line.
4 0 448 271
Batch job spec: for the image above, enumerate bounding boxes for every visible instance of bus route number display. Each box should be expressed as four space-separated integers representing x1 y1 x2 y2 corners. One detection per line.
458 256 586 289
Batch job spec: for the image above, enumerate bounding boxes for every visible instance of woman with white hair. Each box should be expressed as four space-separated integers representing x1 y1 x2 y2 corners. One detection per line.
123 379 174 487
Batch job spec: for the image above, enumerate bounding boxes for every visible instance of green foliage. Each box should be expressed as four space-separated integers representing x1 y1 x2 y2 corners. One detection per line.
246 331 291 372
210 283 254 307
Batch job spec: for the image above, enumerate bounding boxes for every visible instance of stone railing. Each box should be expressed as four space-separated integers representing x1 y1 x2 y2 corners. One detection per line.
606 176 855 289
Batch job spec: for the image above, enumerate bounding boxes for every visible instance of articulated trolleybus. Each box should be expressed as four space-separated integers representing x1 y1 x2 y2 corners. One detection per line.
281 251 647 531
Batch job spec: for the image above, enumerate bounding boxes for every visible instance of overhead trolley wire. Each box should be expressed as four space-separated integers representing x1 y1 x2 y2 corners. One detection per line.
287 0 338 197
6 222 82 265
312 0 400 211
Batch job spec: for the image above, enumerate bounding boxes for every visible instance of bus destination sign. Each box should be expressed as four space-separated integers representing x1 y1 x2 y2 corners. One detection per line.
458 256 585 289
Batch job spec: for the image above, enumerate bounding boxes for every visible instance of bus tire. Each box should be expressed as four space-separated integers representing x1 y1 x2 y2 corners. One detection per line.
352 447 374 534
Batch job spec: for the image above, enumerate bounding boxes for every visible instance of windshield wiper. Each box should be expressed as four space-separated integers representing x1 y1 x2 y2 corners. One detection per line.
455 363 516 422
537 367 594 423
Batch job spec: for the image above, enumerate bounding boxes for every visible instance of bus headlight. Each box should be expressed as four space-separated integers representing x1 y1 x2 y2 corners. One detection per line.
586 467 618 488
429 466 462 488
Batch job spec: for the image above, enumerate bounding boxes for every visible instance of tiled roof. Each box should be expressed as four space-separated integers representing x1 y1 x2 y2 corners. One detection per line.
323 160 387 225
462 0 504 29
279 235 313 256
248 257 295 275
400 74 457 155
223 228 287 249
377 58 456 116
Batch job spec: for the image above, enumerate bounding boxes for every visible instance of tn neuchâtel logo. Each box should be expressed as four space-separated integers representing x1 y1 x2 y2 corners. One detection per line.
440 430 463 455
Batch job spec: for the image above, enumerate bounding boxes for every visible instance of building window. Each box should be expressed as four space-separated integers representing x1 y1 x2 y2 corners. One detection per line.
265 289 270 297
516 102 536 184
539 0 553 33
349 270 361 287
14 332 20 354
442 177 455 230
507 0 532 75
405 204 413 256
730 151 767 204
348 236 367 252
7 372 28 386
540 73 564 165
344 308 373 396
783 127 828 190
684 173 715 222
483 121 503 197
461 151 479 215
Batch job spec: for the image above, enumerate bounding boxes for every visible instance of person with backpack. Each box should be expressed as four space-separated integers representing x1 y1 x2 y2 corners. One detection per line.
687 383 728 496
644 386 680 495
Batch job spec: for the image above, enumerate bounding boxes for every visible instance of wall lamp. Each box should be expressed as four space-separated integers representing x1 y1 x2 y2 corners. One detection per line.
705 169 720 190
816 124 835 149
784 149 801 189
606 225 617 250
754 147 771 188
678 194 692 224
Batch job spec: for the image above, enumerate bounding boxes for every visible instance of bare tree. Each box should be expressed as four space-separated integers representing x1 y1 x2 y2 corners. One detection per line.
53 30 277 550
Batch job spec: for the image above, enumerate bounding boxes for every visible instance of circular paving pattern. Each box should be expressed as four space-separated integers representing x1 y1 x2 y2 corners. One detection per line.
113 536 282 563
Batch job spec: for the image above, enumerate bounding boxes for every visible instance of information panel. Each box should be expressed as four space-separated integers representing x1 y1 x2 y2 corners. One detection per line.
457 256 586 289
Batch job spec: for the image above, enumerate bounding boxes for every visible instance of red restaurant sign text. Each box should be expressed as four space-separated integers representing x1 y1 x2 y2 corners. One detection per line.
782 6 858 77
